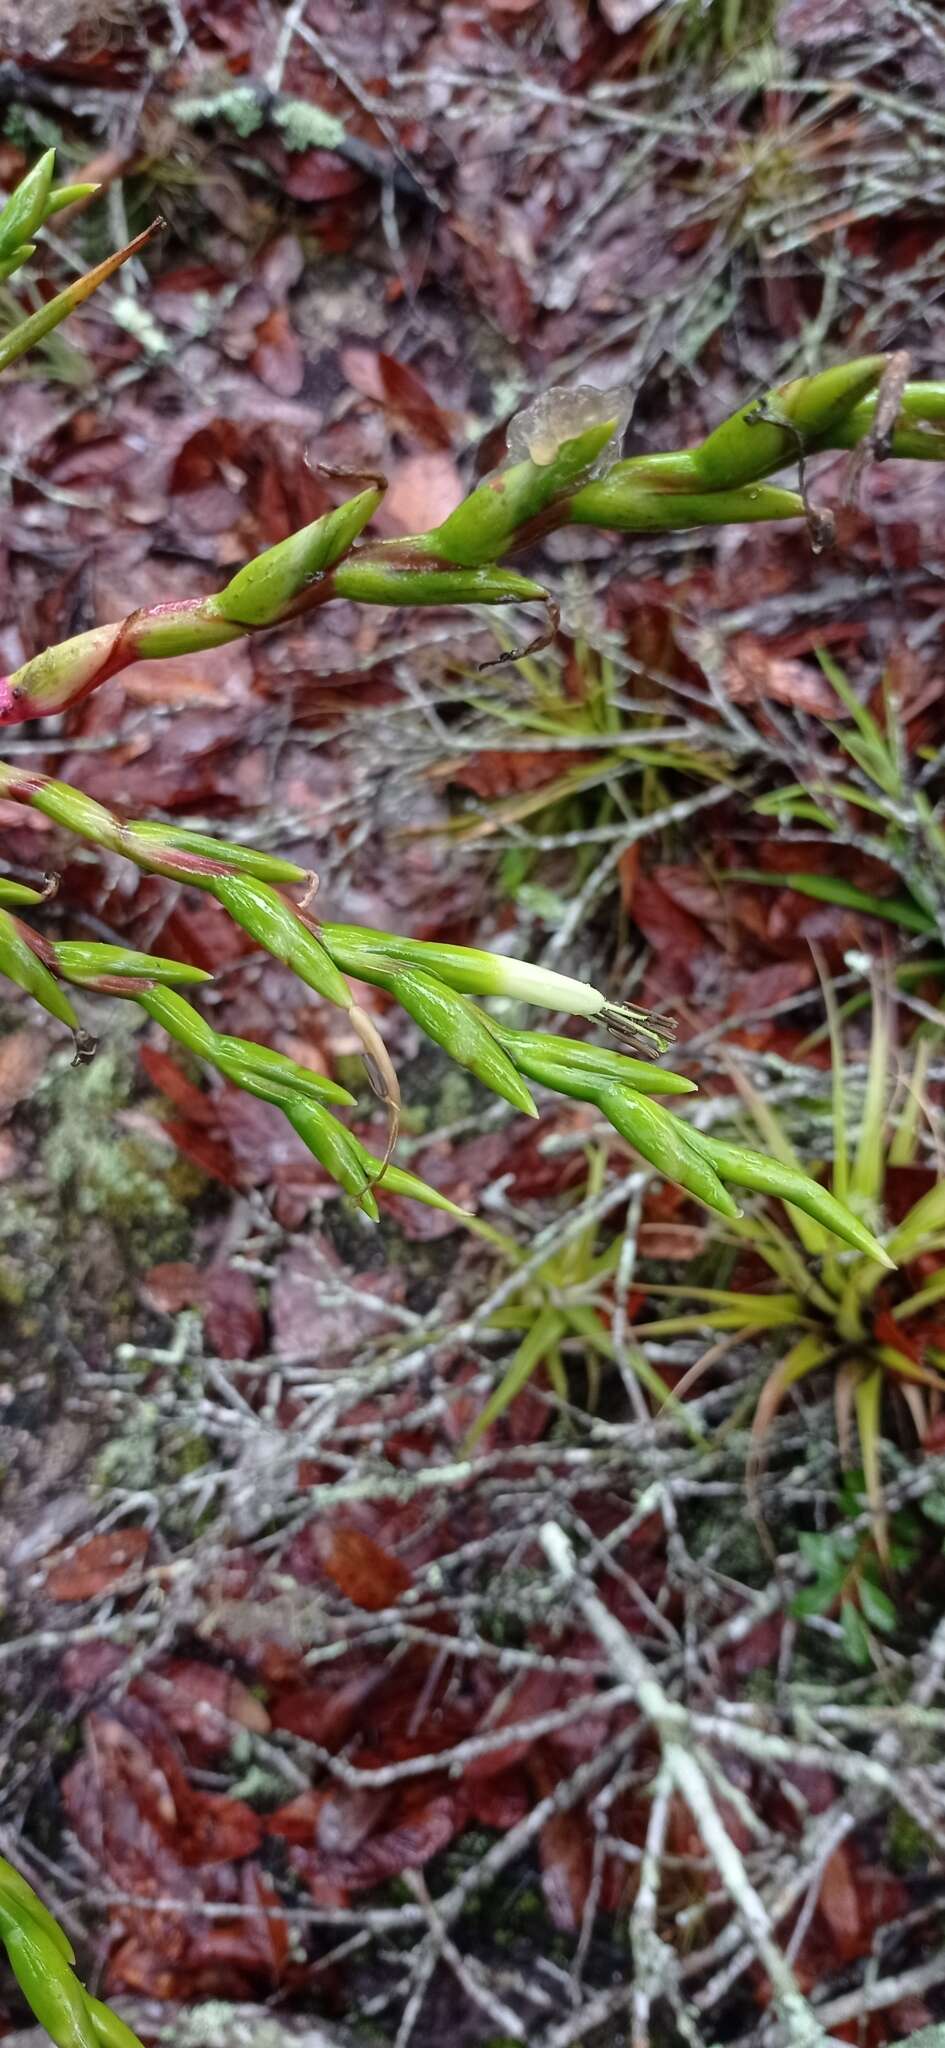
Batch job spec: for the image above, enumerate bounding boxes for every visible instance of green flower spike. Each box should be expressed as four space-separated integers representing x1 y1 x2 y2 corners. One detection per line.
0 1859 146 2048
317 922 677 1058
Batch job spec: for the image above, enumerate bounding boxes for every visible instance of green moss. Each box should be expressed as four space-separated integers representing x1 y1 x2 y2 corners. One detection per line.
887 1804 936 1873
44 1040 174 1221
94 1400 160 1492
0 1256 26 1306
433 1065 475 1127
173 1433 213 1476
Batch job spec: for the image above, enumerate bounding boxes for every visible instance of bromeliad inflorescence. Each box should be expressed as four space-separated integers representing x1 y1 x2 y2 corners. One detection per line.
0 152 926 1257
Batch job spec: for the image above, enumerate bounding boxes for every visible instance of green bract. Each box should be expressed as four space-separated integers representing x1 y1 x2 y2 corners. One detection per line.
217 487 383 625
429 420 619 566
0 1861 145 2048
385 966 539 1116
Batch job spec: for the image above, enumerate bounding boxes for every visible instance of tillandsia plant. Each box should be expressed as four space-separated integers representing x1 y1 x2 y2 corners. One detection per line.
0 156 934 1254
634 988 945 1557
0 150 162 374
1 150 943 2048
0 1857 143 2048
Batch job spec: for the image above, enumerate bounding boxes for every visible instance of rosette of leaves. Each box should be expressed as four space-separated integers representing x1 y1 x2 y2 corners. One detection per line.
635 990 943 1554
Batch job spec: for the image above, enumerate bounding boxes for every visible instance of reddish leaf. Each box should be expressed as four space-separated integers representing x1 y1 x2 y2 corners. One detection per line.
322 1525 413 1610
44 1528 149 1602
724 633 841 716
444 747 591 798
537 1806 591 1932
139 1045 217 1123
269 1784 390 1855
179 1792 263 1867
284 152 365 201
60 1641 129 1694
0 1027 47 1112
636 1223 707 1260
380 452 463 536
630 876 715 990
290 1784 458 1900
203 1265 264 1359
816 1842 863 1962
342 347 455 449
250 308 305 398
140 1261 205 1314
134 1661 271 1757
464 1770 530 1831
160 1119 245 1189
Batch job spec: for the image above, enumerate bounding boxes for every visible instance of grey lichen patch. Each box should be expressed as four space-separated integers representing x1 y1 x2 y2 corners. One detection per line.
274 100 346 154
94 1398 160 1494
155 2003 346 2048
40 1025 201 1260
174 87 346 154
174 87 266 140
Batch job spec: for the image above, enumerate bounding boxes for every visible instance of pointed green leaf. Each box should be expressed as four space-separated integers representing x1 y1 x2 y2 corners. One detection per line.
387 968 538 1116
0 1861 75 1964
689 1131 893 1266
0 908 77 1029
125 822 307 884
210 878 352 1008
0 219 163 375
594 1086 741 1218
281 1096 380 1219
0 242 36 282
43 184 100 219
0 1904 99 2048
492 1025 695 1095
841 1598 873 1667
331 559 549 610
0 150 55 260
431 420 618 567
53 942 211 987
85 1995 147 2048
858 1577 897 1634
217 488 383 625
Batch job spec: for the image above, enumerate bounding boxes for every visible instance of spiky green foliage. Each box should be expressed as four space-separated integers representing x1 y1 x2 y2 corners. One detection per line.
0 154 914 1252
636 994 944 1556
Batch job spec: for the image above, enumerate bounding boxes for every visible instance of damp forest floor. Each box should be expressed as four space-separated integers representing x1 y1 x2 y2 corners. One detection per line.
3 3 945 2045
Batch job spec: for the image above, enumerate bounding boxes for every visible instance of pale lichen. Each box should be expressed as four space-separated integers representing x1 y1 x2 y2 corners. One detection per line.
506 382 632 469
